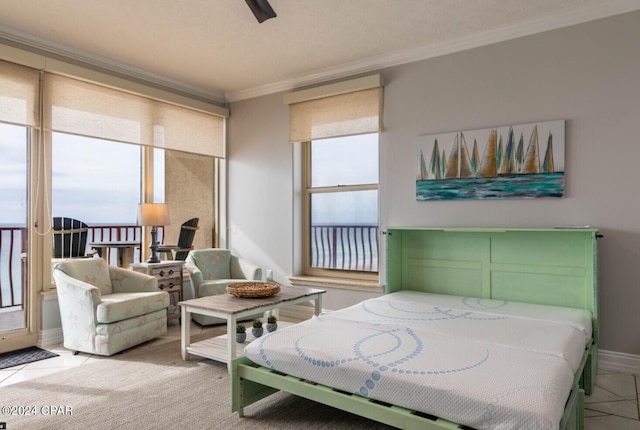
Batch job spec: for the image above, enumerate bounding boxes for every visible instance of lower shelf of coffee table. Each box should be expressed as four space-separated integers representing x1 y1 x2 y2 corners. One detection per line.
185 321 295 363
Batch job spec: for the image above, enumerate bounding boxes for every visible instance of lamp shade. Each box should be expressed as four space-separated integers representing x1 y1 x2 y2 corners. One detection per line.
137 203 170 227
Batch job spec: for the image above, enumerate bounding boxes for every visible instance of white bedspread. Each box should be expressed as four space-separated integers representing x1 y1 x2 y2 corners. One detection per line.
327 291 592 373
244 292 592 430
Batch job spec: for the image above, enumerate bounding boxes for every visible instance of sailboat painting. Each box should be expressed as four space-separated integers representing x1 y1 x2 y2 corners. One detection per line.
416 120 564 200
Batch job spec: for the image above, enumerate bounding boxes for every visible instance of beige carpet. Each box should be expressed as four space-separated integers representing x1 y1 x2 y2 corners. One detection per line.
1 333 393 430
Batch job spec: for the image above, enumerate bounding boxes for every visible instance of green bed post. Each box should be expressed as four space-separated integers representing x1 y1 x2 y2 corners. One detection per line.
385 228 403 293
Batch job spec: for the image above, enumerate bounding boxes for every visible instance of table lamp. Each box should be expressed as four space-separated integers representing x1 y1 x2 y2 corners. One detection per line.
137 203 170 263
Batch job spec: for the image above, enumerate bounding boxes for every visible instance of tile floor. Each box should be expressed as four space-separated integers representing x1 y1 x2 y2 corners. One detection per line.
584 369 640 429
1 321 638 429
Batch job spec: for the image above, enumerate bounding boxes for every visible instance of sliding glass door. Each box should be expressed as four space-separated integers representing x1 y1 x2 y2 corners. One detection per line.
0 123 29 338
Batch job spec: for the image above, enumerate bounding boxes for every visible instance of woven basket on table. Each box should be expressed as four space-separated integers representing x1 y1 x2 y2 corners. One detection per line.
226 282 281 298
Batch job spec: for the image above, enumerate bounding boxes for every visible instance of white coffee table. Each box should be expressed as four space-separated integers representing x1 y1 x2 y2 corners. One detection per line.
179 285 325 372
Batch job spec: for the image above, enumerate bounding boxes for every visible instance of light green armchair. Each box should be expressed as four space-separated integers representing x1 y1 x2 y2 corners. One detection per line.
53 258 170 356
184 248 262 325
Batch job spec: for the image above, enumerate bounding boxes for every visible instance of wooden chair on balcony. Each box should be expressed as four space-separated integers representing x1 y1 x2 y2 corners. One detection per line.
157 217 199 261
52 217 96 259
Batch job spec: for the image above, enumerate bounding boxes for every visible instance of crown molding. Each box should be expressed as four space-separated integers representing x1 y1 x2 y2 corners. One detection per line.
0 25 227 105
0 0 638 105
226 0 640 102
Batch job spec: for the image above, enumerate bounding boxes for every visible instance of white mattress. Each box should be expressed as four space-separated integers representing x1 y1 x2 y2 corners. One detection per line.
244 292 592 430
326 291 592 373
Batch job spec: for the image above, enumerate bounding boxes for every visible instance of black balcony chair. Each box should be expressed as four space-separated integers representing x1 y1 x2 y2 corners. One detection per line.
52 217 95 258
157 217 199 261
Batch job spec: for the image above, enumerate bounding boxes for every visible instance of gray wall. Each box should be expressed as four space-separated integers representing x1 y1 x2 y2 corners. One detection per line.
228 11 640 355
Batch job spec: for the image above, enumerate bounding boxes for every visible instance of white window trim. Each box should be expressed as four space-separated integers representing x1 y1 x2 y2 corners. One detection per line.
288 275 383 293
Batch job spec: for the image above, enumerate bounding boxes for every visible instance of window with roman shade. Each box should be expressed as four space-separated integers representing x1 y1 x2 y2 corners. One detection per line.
43 73 225 158
0 59 40 127
0 58 41 344
285 74 383 143
0 51 228 352
286 74 383 285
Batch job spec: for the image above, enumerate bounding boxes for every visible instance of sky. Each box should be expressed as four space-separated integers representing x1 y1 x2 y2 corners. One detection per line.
311 134 378 225
0 123 28 225
0 122 164 226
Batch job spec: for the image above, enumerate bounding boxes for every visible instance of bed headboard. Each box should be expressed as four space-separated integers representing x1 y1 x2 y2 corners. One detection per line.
386 228 599 323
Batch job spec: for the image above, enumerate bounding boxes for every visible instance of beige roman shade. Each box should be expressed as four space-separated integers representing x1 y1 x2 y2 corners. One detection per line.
284 74 383 142
43 73 225 158
0 59 40 127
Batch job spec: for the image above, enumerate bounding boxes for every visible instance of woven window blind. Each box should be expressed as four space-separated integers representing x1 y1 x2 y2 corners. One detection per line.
43 73 225 158
285 74 382 143
0 59 40 127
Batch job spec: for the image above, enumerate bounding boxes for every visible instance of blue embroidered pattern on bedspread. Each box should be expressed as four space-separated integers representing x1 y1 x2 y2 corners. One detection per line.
367 301 510 321
262 324 492 397
244 291 592 430
462 297 509 310
328 291 591 373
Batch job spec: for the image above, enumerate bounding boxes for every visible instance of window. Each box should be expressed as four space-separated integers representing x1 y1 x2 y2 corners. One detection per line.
0 59 39 345
285 74 383 283
303 134 379 280
51 133 145 264
153 148 165 203
44 72 225 264
0 51 227 351
0 123 29 331
52 133 143 224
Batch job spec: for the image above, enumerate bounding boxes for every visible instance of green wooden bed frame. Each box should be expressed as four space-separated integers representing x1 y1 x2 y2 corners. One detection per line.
232 228 600 429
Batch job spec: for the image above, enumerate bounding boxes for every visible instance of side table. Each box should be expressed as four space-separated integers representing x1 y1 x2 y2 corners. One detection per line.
131 261 185 323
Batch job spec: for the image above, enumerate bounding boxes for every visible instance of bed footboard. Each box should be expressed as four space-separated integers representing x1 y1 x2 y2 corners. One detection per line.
231 357 279 417
560 384 585 430
232 356 586 430
231 357 584 430
233 357 481 429
582 342 597 395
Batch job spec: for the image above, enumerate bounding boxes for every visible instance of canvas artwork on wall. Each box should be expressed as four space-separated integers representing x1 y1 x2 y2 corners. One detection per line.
416 120 565 200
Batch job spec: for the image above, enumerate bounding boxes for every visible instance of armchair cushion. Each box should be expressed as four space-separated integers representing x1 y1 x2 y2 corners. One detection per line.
95 309 167 338
96 292 169 324
109 266 159 293
197 280 237 298
93 309 167 354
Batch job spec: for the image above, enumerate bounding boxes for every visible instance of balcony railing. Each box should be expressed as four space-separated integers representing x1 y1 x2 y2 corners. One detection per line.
311 224 379 272
0 223 166 310
0 222 379 310
87 224 146 265
0 226 27 310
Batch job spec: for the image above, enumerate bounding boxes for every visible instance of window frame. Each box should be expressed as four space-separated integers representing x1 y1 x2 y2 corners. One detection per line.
0 47 226 353
301 138 379 282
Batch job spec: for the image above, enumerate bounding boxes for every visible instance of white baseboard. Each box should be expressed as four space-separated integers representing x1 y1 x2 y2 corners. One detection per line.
38 327 63 347
598 349 640 375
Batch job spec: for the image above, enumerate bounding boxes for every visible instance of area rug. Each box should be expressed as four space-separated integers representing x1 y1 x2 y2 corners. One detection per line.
1 333 393 430
0 346 59 370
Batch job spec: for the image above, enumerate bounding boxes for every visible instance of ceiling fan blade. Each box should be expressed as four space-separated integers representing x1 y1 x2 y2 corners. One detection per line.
245 0 277 23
